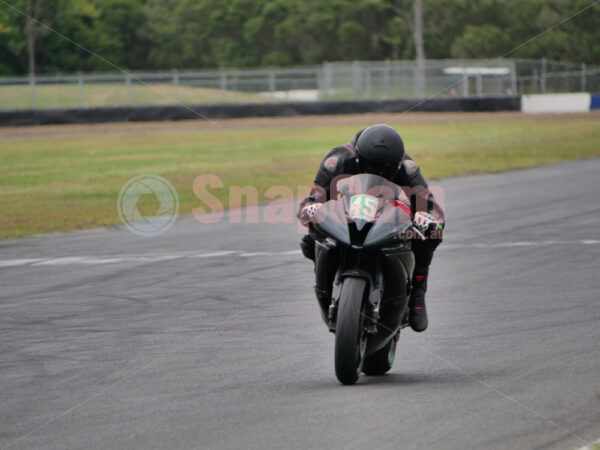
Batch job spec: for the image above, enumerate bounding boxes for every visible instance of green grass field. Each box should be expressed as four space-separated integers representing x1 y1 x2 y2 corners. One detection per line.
0 82 461 109
0 83 266 109
1 113 600 239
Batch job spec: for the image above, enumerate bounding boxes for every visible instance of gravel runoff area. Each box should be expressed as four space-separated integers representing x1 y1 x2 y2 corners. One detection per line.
1 111 599 139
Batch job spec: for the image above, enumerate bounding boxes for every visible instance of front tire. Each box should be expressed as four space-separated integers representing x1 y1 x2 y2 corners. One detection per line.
334 277 368 385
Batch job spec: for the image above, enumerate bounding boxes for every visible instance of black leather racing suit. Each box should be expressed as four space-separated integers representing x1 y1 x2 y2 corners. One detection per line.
298 141 444 271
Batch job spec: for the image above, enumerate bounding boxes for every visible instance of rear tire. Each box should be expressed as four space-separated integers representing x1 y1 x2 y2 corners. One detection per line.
362 337 397 376
334 277 368 385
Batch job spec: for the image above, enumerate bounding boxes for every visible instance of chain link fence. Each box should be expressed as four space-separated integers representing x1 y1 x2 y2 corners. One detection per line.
0 58 598 111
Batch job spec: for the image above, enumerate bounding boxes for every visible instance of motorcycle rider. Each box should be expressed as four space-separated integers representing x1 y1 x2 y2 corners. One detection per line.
298 124 444 332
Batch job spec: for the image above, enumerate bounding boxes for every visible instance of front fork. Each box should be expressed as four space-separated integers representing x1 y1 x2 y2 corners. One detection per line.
315 241 414 346
318 242 383 334
328 268 383 334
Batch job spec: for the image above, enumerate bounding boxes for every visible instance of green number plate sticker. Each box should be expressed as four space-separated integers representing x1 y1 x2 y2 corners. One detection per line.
348 194 378 221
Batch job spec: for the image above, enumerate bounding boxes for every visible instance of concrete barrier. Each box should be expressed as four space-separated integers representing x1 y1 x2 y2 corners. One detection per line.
521 93 591 113
0 97 521 127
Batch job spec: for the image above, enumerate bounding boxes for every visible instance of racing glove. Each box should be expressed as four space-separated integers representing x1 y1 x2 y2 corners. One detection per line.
414 211 444 238
299 203 322 226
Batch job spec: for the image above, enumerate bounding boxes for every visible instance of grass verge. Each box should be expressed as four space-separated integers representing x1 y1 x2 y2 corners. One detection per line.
0 83 266 109
1 113 600 239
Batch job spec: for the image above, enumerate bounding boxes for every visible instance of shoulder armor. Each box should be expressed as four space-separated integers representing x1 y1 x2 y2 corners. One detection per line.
323 155 340 173
402 158 419 176
321 146 354 174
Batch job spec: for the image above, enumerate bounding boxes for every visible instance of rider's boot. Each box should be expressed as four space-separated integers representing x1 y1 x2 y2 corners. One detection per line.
409 266 429 332
300 233 316 261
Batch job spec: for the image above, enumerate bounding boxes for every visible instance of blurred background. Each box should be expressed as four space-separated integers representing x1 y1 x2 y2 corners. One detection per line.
1 0 599 109
1 4 600 449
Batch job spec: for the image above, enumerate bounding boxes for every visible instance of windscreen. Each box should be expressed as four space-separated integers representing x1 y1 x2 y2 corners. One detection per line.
333 174 400 221
312 174 413 247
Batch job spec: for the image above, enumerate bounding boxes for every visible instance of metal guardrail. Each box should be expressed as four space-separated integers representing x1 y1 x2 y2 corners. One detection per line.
0 58 598 111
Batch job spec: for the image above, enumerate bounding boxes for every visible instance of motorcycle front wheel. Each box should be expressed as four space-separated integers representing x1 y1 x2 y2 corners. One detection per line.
334 277 368 385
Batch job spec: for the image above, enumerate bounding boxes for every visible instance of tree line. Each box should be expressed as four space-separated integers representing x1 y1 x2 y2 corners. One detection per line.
1 0 599 76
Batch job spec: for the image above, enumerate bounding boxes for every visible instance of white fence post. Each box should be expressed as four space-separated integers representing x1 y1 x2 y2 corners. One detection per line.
323 62 332 100
125 73 132 105
581 63 586 92
220 70 228 103
77 71 84 108
540 58 547 93
413 65 418 98
352 61 361 97
29 73 36 109
384 60 391 99
316 65 324 100
172 68 180 103
414 59 425 98
510 60 518 95
268 68 275 99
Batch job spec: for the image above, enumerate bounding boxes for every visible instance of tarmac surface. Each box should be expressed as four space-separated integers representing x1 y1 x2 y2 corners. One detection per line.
1 159 599 449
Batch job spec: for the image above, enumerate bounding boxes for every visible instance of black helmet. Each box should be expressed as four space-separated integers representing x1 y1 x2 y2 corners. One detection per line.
355 124 404 179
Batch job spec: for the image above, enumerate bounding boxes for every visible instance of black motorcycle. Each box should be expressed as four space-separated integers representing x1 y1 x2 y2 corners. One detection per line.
309 174 422 385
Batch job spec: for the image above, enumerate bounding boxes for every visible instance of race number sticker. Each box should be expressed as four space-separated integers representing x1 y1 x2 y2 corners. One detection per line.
348 194 378 221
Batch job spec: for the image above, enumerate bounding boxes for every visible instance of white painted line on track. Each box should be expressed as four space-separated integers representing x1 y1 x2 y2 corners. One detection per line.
0 259 44 267
188 251 239 258
0 250 303 268
440 239 600 250
32 255 182 266
0 241 597 269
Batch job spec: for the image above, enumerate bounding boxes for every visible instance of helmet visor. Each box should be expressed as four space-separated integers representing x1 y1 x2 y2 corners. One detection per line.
357 157 397 179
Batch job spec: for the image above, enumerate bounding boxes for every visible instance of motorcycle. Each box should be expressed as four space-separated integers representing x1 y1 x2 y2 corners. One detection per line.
309 173 422 385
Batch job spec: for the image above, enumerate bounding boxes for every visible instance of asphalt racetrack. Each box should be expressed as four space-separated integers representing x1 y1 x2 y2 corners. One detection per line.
1 159 599 449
